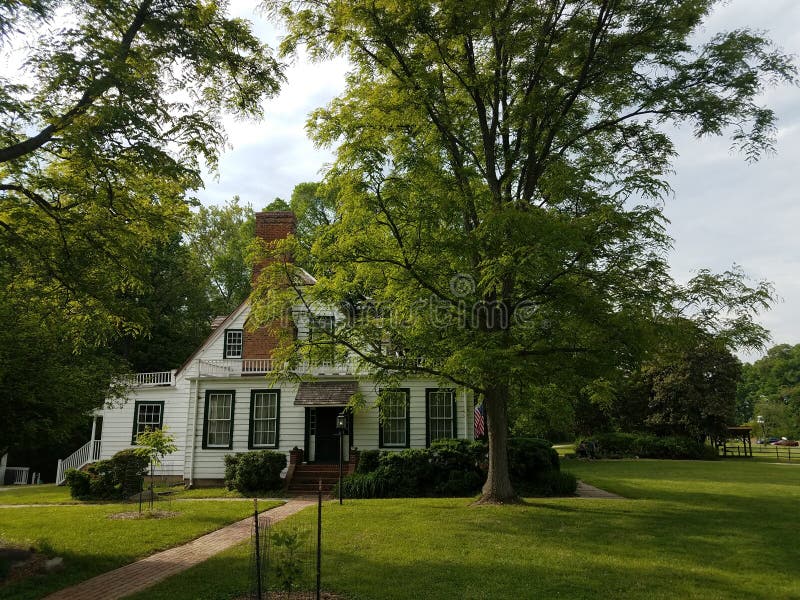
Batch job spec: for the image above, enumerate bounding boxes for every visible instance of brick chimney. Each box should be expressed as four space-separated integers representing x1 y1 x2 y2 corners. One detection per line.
244 210 298 360
251 210 297 284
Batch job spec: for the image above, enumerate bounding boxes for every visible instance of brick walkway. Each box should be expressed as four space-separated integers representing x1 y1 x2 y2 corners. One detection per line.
575 481 624 499
43 499 315 600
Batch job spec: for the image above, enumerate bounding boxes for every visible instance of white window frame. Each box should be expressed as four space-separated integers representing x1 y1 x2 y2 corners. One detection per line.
427 389 455 444
132 401 163 443
380 389 409 448
204 391 234 449
224 329 243 359
250 390 279 448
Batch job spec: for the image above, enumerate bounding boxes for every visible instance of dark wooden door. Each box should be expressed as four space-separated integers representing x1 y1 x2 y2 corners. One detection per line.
314 407 341 463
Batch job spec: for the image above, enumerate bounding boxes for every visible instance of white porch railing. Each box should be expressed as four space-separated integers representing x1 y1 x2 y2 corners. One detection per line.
195 357 360 378
197 359 241 377
242 358 274 374
5 467 29 485
129 371 175 387
56 440 102 485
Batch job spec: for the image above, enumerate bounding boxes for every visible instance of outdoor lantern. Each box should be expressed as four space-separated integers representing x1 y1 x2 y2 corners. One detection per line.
336 412 348 433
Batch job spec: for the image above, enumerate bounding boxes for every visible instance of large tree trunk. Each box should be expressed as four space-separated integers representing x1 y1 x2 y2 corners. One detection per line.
476 385 519 504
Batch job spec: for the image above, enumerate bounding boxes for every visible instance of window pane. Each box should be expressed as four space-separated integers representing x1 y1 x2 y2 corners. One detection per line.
207 393 233 447
428 390 454 442
225 330 243 358
136 403 162 436
381 390 407 446
251 392 277 447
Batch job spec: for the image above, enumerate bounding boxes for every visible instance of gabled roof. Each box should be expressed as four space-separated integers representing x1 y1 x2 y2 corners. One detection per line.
175 299 251 377
210 315 228 330
174 266 317 378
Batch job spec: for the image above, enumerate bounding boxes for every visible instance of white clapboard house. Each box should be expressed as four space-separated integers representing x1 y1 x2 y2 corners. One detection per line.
56 211 474 488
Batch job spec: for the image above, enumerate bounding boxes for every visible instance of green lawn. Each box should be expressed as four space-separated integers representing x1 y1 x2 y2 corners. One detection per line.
0 485 75 505
0 497 282 600
131 459 800 600
0 484 283 505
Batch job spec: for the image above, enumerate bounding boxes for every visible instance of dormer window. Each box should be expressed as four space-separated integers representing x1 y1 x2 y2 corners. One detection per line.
309 315 335 340
224 329 243 358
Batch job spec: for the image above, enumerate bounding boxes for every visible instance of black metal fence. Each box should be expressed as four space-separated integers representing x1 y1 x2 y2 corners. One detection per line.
248 490 324 600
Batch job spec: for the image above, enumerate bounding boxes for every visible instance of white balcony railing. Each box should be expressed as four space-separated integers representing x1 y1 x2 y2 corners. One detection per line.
193 358 360 378
128 371 175 387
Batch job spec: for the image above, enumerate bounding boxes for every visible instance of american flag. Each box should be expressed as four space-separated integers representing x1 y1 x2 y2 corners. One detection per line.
474 403 486 439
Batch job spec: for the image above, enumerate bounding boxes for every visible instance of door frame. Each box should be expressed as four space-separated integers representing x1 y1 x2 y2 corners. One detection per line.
304 406 353 463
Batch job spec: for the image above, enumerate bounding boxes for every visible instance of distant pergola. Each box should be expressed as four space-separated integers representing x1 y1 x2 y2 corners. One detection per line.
719 426 753 457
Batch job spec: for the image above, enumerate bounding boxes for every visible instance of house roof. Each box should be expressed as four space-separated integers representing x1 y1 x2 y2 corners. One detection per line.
294 381 359 406
175 299 251 377
210 315 228 330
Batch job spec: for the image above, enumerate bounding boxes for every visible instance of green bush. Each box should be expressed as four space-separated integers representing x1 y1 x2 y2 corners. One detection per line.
224 450 286 493
336 471 388 498
63 449 149 500
513 470 577 496
355 449 381 474
339 438 575 498
223 454 240 490
340 439 486 498
64 469 91 499
508 437 560 481
577 432 719 460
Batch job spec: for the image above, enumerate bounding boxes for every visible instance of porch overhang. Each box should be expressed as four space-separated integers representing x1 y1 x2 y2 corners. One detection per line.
294 381 358 406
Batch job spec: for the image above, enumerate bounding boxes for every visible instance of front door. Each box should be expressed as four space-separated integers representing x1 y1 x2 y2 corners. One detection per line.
306 407 351 463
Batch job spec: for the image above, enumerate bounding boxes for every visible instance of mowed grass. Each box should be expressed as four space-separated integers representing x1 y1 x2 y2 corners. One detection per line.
0 499 282 600
0 484 284 505
133 460 799 600
0 485 74 505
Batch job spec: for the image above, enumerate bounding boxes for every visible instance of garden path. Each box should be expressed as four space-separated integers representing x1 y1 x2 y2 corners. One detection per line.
575 481 624 499
41 498 314 600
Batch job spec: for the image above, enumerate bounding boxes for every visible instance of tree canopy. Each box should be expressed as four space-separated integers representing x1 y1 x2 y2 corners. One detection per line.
0 1 283 453
255 0 793 503
0 0 282 344
739 344 800 438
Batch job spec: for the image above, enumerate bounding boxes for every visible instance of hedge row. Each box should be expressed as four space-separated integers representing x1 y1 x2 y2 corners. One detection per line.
576 432 719 460
340 438 576 498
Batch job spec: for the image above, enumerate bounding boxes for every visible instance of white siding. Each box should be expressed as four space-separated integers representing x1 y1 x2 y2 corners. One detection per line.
188 379 306 481
99 379 190 477
192 305 250 364
352 381 472 451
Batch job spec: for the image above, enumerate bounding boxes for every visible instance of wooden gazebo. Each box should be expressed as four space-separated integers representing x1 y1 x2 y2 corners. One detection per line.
719 426 753 457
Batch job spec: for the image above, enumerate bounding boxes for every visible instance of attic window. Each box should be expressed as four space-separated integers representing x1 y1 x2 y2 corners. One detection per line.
224 329 243 358
309 315 335 340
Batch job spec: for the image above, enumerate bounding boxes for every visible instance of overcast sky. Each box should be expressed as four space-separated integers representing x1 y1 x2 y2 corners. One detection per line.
199 2 800 363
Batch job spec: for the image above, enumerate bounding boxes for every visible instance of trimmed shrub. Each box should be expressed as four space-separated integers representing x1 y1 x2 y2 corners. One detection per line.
506 437 576 497
508 437 559 481
64 469 91 500
223 454 240 490
577 432 719 460
355 449 381 474
524 470 578 496
63 449 149 500
339 437 575 498
340 439 487 498
225 450 287 493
